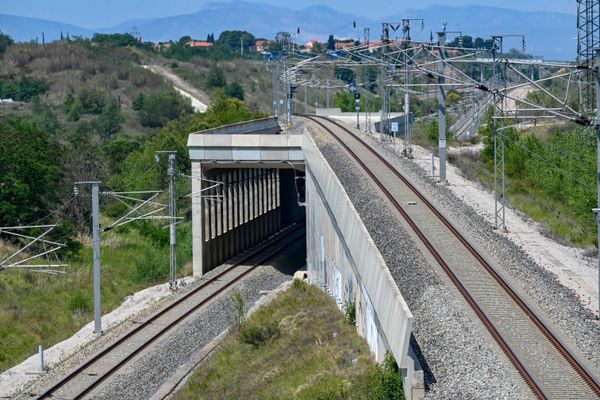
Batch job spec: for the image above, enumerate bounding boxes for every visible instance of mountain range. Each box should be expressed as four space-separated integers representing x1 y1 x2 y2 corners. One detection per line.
0 1 578 60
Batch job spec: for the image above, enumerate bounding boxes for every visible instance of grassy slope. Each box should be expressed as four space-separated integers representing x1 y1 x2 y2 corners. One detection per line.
447 127 596 248
177 281 404 400
0 41 172 137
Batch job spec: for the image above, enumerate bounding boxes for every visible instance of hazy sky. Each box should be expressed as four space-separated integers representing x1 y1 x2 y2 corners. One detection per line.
1 0 578 27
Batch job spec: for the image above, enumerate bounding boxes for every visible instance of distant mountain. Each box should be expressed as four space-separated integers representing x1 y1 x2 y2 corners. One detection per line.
0 2 578 60
396 5 576 60
0 14 93 42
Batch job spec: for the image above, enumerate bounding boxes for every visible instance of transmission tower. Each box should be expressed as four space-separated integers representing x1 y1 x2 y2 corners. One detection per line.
577 0 600 110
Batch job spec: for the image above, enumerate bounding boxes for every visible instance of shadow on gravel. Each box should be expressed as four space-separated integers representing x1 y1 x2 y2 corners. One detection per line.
411 334 437 390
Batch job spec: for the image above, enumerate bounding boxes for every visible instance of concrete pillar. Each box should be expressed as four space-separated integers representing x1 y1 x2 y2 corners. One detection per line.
244 168 250 249
192 161 203 276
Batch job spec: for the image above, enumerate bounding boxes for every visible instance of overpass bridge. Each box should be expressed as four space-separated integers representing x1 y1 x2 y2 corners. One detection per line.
187 116 600 400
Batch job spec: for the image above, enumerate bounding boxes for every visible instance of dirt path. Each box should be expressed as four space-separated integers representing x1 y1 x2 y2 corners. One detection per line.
142 65 209 113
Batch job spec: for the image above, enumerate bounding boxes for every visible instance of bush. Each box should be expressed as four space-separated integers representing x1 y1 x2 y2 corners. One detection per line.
134 244 169 283
0 76 48 101
206 66 226 89
239 318 280 346
97 96 123 140
78 88 104 114
138 90 193 128
344 300 356 325
224 82 244 100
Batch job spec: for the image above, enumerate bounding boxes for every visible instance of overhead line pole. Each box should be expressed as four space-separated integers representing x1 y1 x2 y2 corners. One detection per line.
74 180 102 335
594 49 600 320
437 31 447 184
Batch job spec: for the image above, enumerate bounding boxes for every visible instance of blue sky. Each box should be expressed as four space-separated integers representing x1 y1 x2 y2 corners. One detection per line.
1 0 578 28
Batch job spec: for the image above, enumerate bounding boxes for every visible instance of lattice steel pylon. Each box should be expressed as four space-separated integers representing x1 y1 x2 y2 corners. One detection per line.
577 0 600 110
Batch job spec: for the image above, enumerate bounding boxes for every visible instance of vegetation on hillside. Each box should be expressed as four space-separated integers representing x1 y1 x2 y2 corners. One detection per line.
448 112 597 247
0 32 267 372
176 281 405 400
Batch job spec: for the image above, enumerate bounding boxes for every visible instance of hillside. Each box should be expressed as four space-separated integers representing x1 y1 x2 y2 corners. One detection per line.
0 38 267 373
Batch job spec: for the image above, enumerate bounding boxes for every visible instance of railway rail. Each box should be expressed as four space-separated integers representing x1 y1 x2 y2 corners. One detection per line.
305 115 600 399
33 223 305 400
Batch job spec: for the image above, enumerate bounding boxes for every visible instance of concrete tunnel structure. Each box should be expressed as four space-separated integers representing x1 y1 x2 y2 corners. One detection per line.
187 117 423 400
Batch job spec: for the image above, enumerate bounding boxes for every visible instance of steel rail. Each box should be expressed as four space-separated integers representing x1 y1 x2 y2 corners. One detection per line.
34 223 305 400
305 115 600 399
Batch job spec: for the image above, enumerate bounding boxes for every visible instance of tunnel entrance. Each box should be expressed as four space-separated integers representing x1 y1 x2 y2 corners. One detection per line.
194 166 305 275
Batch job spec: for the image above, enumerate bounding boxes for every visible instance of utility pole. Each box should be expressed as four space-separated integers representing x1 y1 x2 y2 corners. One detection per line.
168 153 177 290
75 181 102 335
437 31 447 184
595 48 600 319
156 151 179 290
287 82 292 124
492 35 507 231
241 37 244 56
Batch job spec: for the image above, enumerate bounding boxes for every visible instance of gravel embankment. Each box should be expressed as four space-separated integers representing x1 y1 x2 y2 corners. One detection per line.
310 128 531 399
91 265 293 400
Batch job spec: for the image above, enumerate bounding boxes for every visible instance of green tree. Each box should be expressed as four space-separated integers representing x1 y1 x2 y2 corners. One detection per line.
0 116 61 226
97 96 124 140
78 88 104 114
224 82 244 100
91 33 140 47
138 91 193 128
217 30 256 53
17 76 48 101
0 32 14 54
206 66 226 89
67 97 83 121
132 93 145 110
31 97 61 136
334 66 355 84
327 34 335 51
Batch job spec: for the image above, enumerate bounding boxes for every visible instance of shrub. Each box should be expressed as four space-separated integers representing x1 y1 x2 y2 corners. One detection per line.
138 90 193 128
97 96 123 140
132 93 145 110
0 76 48 101
344 300 356 325
224 82 244 100
239 318 280 346
206 66 226 89
78 88 104 114
134 245 169 283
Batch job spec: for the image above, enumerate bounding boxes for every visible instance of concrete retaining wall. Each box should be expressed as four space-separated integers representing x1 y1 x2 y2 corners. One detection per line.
303 133 420 399
189 117 280 136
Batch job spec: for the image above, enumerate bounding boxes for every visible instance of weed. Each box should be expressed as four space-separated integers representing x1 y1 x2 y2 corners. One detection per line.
230 289 245 327
239 318 280 346
344 300 356 325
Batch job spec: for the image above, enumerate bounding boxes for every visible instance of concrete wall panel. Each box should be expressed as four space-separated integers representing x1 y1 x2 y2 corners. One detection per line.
303 133 414 398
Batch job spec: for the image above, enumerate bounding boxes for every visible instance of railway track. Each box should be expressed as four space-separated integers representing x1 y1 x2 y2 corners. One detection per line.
33 223 305 400
305 115 600 399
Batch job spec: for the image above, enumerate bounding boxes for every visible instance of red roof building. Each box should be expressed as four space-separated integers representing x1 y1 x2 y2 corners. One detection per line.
252 40 270 52
334 41 355 50
187 41 214 48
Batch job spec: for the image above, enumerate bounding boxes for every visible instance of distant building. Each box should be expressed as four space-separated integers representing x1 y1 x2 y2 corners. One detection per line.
154 41 172 50
187 40 214 48
334 41 355 50
252 40 270 52
306 40 319 52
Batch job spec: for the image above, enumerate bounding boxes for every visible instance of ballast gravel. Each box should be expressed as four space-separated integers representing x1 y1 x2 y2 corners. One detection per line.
17 250 301 400
370 134 600 372
310 128 531 399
